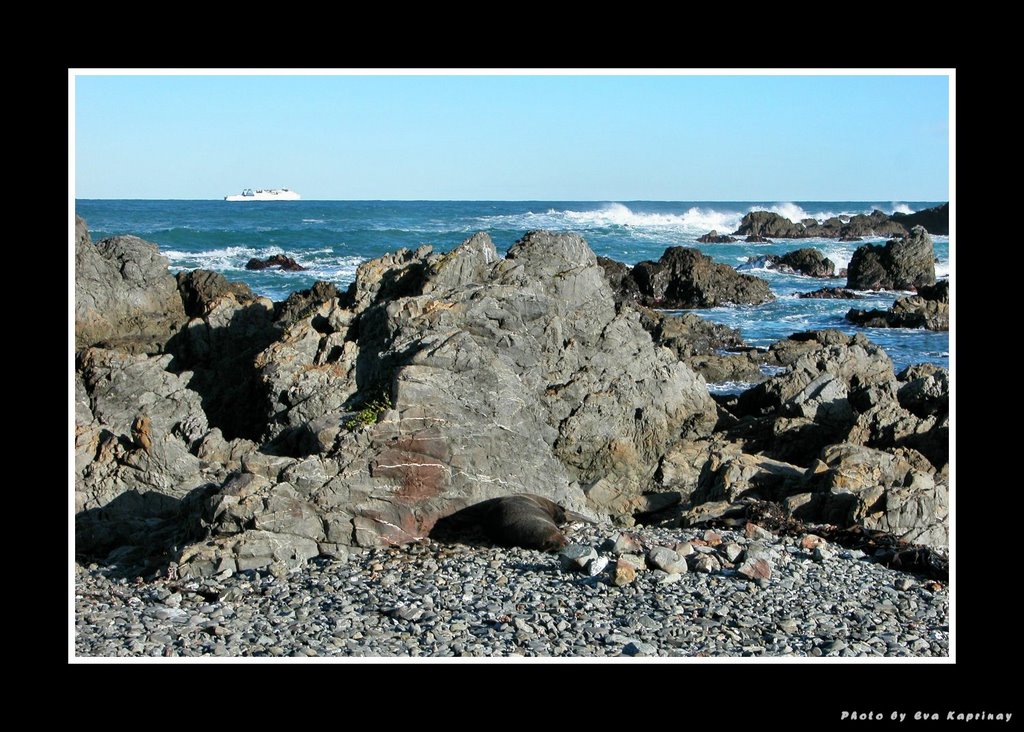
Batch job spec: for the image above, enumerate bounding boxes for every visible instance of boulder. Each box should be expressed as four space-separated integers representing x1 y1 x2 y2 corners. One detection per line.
174 231 719 574
605 247 774 309
75 217 188 354
807 444 948 549
733 211 806 238
891 203 949 235
846 226 936 291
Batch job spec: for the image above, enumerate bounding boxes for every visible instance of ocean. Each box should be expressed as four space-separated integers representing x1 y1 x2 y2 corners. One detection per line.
74 199 950 385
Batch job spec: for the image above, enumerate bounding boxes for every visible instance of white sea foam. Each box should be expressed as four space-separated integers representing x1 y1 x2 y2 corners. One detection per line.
763 202 812 224
163 244 364 284
891 203 915 215
478 203 745 235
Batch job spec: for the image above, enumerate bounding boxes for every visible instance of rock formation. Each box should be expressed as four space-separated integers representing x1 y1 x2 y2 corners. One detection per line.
599 247 774 309
845 227 937 291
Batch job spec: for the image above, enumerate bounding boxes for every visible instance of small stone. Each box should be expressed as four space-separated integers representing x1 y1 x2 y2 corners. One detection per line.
618 553 646 571
691 555 719 574
778 618 799 633
647 546 688 574
738 557 772 581
813 545 834 562
623 641 657 656
894 577 915 591
613 559 637 587
612 533 643 555
653 571 682 585
585 556 609 576
162 593 182 608
801 534 826 551
702 530 722 546
719 542 743 563
745 522 773 541
559 544 598 572
673 541 695 557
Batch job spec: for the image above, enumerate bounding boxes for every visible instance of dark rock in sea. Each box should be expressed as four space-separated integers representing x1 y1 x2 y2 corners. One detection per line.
799 288 862 300
743 248 834 278
734 211 806 238
846 279 948 331
734 206 942 240
697 230 738 243
846 226 936 291
891 203 949 235
245 254 307 271
780 248 836 278
745 235 773 243
601 247 774 309
75 216 188 354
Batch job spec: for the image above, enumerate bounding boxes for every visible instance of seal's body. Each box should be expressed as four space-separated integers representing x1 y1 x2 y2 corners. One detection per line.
483 494 567 551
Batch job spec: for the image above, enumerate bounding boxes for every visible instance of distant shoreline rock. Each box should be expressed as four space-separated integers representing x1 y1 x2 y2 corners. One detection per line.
732 203 948 240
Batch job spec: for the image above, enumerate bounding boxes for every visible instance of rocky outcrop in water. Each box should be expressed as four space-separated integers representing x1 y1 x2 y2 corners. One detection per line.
846 227 937 291
846 280 949 331
697 230 737 243
245 254 307 271
598 247 774 309
733 205 950 240
744 248 836 278
799 287 862 299
891 203 949 235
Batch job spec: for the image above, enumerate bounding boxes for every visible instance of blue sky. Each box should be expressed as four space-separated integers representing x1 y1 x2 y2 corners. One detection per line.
73 73 950 200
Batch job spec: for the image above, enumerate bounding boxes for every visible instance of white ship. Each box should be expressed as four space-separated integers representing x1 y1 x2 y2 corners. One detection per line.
224 188 301 201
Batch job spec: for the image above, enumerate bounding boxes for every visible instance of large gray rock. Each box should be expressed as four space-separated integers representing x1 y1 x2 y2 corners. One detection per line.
75 216 187 354
807 444 948 549
74 348 231 556
175 231 718 574
846 226 936 291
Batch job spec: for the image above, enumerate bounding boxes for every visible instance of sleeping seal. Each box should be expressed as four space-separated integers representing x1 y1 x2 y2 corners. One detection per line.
482 494 568 551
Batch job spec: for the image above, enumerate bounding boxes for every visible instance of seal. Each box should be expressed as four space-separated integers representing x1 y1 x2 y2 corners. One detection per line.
482 494 567 551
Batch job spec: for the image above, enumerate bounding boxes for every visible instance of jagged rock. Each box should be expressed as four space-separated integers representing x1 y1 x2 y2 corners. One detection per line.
744 249 836 278
734 208 922 240
697 230 737 243
176 270 257 318
689 452 805 505
846 226 936 291
734 211 806 238
806 444 948 548
846 280 949 331
599 248 773 309
75 348 222 556
896 364 949 418
799 287 862 300
891 203 949 235
633 307 744 358
174 231 718 572
245 254 306 271
75 218 188 354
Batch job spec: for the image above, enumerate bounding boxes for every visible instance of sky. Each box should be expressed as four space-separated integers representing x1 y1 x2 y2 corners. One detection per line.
72 72 951 201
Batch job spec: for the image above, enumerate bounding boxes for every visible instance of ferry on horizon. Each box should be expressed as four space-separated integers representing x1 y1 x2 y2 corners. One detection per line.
224 188 301 201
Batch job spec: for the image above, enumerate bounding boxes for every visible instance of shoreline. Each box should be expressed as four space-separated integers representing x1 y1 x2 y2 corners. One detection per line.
73 214 950 658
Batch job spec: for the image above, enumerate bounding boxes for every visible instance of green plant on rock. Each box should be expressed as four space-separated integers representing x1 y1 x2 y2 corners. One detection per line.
344 393 393 431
